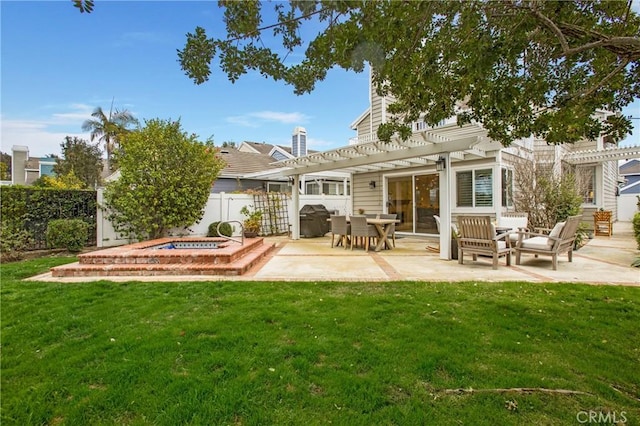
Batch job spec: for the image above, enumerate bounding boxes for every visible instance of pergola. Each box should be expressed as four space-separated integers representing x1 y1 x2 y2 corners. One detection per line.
256 120 639 260
564 145 640 164
267 122 502 259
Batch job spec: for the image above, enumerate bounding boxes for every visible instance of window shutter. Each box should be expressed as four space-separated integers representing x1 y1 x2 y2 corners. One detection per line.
474 169 493 207
456 171 473 207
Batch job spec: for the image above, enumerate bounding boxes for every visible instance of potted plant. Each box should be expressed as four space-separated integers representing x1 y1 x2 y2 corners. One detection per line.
450 226 459 260
240 205 263 238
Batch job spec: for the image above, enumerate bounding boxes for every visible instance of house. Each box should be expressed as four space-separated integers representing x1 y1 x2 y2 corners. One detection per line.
619 159 640 196
216 128 350 195
618 159 640 221
213 143 291 193
272 70 640 258
9 145 56 185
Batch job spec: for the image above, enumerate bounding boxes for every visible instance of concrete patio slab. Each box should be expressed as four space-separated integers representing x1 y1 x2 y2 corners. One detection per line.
28 222 639 286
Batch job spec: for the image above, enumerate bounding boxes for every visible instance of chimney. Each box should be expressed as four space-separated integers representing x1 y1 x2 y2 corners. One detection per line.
11 145 29 185
292 126 307 157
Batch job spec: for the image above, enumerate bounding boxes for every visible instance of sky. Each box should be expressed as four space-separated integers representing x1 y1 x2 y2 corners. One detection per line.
1 1 639 159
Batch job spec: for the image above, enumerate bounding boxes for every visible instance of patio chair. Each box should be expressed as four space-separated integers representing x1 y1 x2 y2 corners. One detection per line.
379 213 397 248
497 212 529 244
514 215 581 270
349 215 379 251
330 215 350 248
427 215 459 253
457 215 513 269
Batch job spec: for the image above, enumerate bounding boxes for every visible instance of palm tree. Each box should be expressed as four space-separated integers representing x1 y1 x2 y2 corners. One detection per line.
82 104 138 173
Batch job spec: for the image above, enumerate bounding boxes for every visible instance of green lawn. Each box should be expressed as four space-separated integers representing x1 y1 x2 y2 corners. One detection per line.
1 257 639 425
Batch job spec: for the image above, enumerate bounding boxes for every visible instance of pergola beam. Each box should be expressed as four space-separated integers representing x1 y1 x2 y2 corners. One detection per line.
280 136 481 176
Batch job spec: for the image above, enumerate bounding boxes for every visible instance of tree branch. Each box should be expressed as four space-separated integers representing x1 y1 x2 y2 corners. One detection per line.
442 387 592 396
528 6 640 60
580 59 630 100
529 6 570 53
224 7 327 43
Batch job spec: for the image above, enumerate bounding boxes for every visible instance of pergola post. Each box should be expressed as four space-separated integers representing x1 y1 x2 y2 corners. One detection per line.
291 174 300 239
438 153 452 260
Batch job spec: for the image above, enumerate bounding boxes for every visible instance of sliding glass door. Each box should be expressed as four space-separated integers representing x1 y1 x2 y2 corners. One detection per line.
415 174 440 234
387 174 440 234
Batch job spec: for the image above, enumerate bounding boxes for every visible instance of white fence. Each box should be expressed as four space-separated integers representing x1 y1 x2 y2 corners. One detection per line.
97 190 352 247
617 194 639 221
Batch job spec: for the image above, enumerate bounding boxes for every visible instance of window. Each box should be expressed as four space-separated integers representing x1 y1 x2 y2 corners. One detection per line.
267 182 291 193
306 182 320 195
306 181 348 195
577 166 596 204
501 168 514 207
456 168 493 207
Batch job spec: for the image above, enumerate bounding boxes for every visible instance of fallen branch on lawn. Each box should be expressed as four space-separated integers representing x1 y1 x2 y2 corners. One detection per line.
442 387 592 396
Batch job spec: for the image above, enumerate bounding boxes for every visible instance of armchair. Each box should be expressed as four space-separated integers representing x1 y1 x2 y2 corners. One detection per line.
457 216 513 269
514 215 581 270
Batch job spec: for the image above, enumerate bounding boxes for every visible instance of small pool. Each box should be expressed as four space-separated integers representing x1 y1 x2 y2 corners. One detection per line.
150 241 221 250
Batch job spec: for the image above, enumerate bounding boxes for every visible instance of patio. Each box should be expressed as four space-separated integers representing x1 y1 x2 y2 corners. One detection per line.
31 222 639 285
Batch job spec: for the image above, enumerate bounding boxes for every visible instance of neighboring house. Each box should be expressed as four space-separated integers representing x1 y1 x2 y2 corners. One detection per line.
272 70 640 256
618 159 640 221
217 131 350 195
9 145 56 185
619 159 640 195
214 144 291 193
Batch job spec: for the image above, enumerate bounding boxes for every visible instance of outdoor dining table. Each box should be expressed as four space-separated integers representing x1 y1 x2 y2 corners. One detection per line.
343 216 400 252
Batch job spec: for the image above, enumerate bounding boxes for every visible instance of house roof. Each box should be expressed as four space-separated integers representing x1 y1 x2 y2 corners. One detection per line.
218 148 284 178
620 159 640 174
350 108 370 130
270 122 501 176
239 141 289 155
620 175 640 194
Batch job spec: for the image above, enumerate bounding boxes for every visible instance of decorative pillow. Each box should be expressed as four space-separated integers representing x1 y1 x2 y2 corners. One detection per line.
499 217 527 230
547 221 565 247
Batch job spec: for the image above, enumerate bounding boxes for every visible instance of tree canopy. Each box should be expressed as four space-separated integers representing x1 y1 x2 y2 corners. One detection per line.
103 118 225 240
81 105 138 172
53 136 103 188
75 0 639 146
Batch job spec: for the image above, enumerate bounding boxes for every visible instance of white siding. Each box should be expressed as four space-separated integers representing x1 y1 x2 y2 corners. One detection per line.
353 172 384 215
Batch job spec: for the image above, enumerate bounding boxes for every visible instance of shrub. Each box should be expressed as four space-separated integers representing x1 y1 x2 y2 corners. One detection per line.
207 221 233 237
574 222 590 250
633 212 640 250
46 219 89 252
103 118 224 240
0 186 96 250
0 223 34 261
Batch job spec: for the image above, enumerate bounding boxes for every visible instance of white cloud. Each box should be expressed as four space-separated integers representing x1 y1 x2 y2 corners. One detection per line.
252 111 309 124
0 104 94 157
226 110 310 127
225 115 261 128
51 104 95 123
306 137 344 150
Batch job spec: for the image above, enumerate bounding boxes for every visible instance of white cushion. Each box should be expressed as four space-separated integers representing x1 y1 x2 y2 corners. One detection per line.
521 236 550 250
497 241 507 250
499 217 527 230
547 221 565 247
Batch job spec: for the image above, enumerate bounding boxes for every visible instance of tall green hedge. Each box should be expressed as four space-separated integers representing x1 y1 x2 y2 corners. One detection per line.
0 186 97 250
633 211 640 250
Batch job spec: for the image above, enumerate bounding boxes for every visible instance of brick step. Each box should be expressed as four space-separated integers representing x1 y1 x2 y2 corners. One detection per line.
78 238 264 265
51 242 276 277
